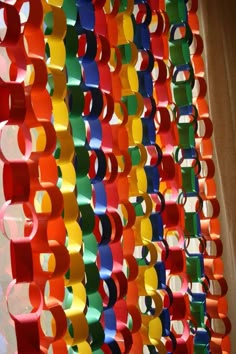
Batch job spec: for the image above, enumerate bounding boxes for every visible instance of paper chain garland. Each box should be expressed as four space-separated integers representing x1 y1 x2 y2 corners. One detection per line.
0 0 231 353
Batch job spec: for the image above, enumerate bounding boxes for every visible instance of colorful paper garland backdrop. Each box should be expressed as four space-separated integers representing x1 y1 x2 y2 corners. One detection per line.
0 0 231 353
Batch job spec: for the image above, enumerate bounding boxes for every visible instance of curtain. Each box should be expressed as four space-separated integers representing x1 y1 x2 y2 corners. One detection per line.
0 1 234 352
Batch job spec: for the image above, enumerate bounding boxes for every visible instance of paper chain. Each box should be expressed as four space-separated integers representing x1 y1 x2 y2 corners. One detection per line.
0 0 230 353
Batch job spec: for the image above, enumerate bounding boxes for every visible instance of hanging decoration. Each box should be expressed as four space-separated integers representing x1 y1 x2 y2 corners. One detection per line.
0 0 230 353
